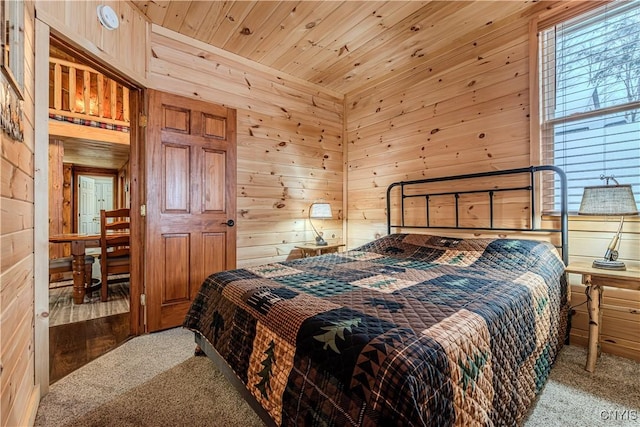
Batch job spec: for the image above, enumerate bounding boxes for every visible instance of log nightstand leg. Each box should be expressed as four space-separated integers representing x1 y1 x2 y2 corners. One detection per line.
566 264 639 373
585 274 601 373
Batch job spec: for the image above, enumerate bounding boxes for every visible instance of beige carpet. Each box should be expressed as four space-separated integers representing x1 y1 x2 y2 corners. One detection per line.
55 356 264 427
35 328 640 427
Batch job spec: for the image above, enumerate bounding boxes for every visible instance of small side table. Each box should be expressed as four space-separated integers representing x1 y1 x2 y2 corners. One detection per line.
295 243 345 258
565 263 640 372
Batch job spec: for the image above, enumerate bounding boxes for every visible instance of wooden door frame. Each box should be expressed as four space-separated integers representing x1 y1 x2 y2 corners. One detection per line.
33 19 145 395
128 89 145 337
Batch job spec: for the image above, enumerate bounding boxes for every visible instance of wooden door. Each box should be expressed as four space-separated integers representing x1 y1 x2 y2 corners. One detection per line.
145 90 237 332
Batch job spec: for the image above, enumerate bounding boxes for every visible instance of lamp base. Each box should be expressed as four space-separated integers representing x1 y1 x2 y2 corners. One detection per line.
315 236 328 246
592 259 626 271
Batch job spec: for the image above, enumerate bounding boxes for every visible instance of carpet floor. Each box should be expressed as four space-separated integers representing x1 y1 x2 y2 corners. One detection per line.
35 328 640 427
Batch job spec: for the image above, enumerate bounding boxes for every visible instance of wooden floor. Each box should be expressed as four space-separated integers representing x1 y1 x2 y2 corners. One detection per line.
49 280 130 326
49 278 132 383
49 312 131 383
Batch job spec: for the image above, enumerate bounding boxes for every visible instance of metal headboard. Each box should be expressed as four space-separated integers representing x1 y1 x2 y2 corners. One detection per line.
386 165 568 265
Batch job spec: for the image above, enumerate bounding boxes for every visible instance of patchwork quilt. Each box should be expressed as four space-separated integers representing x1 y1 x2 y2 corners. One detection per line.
184 233 568 426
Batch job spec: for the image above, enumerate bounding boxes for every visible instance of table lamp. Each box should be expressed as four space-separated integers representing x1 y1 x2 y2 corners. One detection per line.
578 176 638 270
309 202 332 246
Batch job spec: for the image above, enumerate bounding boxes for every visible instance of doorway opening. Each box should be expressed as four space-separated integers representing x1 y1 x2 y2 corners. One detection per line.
77 173 115 234
47 37 138 383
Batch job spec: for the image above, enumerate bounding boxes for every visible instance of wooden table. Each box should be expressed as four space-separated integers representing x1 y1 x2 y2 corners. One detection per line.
565 263 640 372
295 243 345 258
49 233 127 304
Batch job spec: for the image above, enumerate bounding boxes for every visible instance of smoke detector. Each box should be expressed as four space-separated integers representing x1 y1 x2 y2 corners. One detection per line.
97 5 119 30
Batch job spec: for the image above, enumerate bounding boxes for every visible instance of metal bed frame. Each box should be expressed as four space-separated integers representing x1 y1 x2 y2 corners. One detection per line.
386 165 569 265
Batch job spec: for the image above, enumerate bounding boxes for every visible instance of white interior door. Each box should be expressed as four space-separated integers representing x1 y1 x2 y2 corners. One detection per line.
78 176 97 234
94 177 114 212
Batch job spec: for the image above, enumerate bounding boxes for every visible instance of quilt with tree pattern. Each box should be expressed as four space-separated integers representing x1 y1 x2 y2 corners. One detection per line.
184 233 568 426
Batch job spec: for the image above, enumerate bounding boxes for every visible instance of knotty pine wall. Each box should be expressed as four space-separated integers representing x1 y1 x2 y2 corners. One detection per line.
2 0 152 418
148 26 344 267
48 139 68 259
344 5 639 361
35 0 147 85
345 11 533 246
2 10 637 427
1 2 39 426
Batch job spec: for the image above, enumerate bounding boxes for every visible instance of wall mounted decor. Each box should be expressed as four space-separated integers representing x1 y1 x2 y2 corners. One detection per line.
1 0 24 100
0 80 24 141
0 0 24 140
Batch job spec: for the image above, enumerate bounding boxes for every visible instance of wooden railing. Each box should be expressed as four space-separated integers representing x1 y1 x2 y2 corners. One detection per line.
49 57 130 128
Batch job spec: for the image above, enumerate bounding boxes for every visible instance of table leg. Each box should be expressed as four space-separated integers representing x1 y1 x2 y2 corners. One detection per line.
71 240 87 305
585 274 601 372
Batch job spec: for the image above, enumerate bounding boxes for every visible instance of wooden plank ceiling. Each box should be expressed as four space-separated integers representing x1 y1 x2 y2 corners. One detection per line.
131 0 540 95
58 137 130 170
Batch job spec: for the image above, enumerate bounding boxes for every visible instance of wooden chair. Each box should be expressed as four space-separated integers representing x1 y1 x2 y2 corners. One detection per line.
49 255 96 291
100 208 130 302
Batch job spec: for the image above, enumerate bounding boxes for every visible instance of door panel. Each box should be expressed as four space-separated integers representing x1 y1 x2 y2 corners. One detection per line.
94 177 114 213
78 176 96 234
203 114 226 138
163 234 190 302
163 144 190 212
202 233 226 289
203 150 225 212
146 90 237 332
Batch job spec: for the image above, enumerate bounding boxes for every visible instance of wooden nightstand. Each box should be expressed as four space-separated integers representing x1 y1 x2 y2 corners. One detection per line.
565 263 640 372
295 243 345 258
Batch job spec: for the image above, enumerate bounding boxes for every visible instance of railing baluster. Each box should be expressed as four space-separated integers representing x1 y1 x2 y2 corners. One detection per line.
54 63 62 111
83 70 90 115
110 80 117 120
97 73 104 119
123 87 130 122
68 66 76 113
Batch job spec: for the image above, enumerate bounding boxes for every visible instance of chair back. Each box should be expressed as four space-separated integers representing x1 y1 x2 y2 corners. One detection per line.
100 208 130 301
100 208 130 257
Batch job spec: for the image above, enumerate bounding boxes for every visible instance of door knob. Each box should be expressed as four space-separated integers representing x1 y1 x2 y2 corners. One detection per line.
223 219 235 227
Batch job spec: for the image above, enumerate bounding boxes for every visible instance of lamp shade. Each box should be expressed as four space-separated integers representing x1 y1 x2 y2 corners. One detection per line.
310 203 333 219
578 184 638 216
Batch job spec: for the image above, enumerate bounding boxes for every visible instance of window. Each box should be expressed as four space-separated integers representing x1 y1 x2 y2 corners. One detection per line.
539 1 640 213
1 0 24 99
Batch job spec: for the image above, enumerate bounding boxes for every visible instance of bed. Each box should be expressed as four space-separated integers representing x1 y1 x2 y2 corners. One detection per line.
184 165 569 426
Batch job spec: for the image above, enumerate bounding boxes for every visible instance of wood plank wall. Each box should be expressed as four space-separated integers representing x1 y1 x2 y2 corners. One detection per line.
35 0 147 85
1 1 147 422
345 9 534 246
2 11 636 427
0 1 39 425
345 5 639 361
147 26 344 267
48 139 66 258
